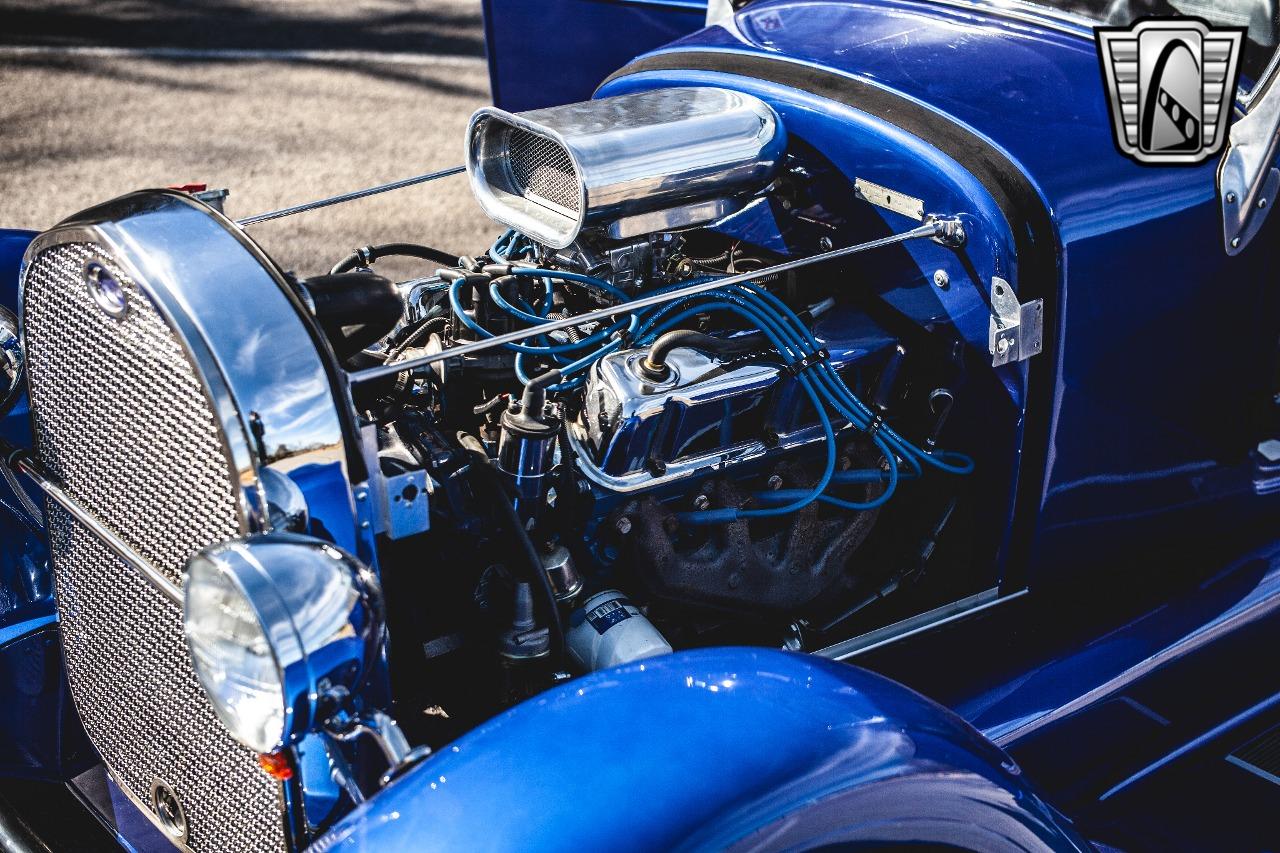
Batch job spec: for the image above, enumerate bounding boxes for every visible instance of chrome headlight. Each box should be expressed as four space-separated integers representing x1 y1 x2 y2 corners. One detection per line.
0 305 23 419
183 533 384 753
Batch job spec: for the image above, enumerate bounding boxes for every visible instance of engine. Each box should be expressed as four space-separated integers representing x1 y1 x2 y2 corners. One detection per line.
284 86 987 738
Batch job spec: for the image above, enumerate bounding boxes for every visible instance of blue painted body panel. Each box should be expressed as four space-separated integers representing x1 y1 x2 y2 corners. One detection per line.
481 0 707 111
315 648 1089 851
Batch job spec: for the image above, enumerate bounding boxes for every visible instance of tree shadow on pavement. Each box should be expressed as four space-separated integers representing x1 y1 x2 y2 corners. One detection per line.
0 0 486 58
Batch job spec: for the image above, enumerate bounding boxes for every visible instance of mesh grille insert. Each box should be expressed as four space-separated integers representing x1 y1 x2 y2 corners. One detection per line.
22 241 287 853
506 128 579 214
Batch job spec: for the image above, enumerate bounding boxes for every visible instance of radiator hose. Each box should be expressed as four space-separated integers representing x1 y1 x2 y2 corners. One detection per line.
330 242 460 275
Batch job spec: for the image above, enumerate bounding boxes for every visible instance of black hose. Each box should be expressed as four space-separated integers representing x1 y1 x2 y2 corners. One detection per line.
383 316 446 363
639 329 770 380
331 242 461 275
295 271 404 361
458 436 566 670
473 394 510 417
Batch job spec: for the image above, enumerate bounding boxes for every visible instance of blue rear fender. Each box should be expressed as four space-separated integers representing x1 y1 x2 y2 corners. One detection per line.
316 648 1089 851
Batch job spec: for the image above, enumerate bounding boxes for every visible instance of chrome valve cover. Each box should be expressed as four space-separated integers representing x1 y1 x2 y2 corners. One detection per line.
20 191 358 852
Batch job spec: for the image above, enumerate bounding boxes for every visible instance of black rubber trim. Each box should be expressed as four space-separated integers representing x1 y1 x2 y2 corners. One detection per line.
602 50 1059 589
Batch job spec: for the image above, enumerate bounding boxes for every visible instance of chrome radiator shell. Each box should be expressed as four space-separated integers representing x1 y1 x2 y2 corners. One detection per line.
466 87 785 248
19 191 358 852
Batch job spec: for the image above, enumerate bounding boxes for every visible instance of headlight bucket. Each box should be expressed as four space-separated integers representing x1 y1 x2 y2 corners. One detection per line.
183 533 384 754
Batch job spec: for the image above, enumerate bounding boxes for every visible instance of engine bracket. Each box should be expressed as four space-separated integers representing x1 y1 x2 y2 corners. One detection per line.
987 277 1043 367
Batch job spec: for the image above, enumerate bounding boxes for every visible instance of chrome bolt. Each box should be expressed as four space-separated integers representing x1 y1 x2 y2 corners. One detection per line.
1260 198 1269 209
692 494 710 511
615 516 632 535
1227 192 1237 203
996 338 1011 355
932 269 950 289
356 491 368 502
1232 237 1242 248
766 475 783 491
818 236 834 251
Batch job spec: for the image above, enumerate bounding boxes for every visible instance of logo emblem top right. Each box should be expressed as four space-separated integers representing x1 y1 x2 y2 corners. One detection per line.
1097 18 1246 165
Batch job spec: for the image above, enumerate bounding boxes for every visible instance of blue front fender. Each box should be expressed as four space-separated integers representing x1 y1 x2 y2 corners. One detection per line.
315 649 1088 851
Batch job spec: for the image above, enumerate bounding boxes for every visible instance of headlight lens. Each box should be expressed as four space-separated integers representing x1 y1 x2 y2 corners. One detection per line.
184 557 285 754
182 533 384 754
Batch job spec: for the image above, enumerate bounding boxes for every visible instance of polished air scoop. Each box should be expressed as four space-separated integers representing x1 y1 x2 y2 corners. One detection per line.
465 87 786 248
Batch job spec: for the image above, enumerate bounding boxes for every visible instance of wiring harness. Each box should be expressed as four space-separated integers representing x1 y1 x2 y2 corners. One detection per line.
444 232 974 523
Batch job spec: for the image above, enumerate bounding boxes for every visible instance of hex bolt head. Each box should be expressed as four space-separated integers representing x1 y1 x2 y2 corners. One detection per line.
1227 192 1237 203
766 475 784 491
932 269 950 289
615 516 632 535
996 338 1011 355
692 494 710 511
818 236 834 251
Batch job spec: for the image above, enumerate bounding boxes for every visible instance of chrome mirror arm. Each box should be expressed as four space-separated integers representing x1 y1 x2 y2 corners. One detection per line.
1222 67 1280 254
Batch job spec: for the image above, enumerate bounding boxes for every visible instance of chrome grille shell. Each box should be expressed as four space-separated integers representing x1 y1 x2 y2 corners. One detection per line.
19 191 360 852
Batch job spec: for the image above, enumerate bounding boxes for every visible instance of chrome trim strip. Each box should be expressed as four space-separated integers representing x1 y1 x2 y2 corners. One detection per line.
236 166 465 226
815 586 1026 660
989 577 1280 747
348 219 952 383
3 447 182 605
1243 49 1280 109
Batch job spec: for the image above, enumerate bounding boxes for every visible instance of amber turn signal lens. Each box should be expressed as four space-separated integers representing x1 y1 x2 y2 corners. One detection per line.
257 750 294 780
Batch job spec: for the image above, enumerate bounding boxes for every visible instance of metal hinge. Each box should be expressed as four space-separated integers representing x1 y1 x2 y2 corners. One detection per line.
988 277 1043 367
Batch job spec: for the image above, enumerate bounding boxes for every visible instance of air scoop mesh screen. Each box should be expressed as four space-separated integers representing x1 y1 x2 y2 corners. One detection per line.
22 241 287 852
506 128 580 213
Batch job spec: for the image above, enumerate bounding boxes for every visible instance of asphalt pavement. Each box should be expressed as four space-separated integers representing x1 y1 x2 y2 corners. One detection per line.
0 0 499 276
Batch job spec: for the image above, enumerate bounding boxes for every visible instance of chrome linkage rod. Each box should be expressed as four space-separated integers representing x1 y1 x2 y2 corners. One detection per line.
236 165 466 227
0 438 183 605
348 217 962 385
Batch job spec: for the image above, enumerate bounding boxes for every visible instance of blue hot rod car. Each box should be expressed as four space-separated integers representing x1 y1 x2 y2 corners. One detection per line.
2 0 1280 850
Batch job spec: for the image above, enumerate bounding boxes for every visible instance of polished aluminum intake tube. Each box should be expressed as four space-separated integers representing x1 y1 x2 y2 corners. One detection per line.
466 87 786 248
